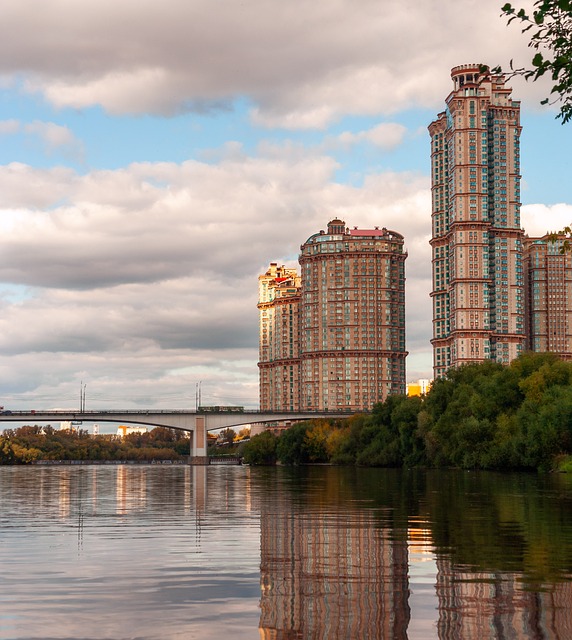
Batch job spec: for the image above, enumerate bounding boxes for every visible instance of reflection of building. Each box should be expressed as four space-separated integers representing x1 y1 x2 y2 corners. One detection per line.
429 65 525 378
259 491 410 638
116 466 147 514
523 234 572 358
436 557 572 639
258 219 408 411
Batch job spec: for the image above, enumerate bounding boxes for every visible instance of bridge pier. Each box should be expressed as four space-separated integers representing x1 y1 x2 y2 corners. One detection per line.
189 414 209 465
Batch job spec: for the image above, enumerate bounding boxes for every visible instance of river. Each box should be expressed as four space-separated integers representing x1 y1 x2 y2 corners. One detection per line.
0 465 571 639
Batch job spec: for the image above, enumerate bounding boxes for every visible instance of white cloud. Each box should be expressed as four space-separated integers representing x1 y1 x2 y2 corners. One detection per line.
0 0 567 415
521 203 572 237
0 0 553 124
23 120 84 161
0 163 77 208
336 123 407 151
0 119 20 134
24 120 76 148
0 119 83 161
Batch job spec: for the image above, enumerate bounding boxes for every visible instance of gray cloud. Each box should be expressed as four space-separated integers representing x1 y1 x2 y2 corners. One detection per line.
0 0 551 123
0 155 431 408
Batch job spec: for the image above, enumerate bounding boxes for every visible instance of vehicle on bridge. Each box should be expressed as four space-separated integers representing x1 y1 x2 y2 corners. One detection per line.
197 405 244 413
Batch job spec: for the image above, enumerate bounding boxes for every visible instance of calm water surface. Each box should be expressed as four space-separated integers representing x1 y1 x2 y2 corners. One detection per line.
0 465 571 639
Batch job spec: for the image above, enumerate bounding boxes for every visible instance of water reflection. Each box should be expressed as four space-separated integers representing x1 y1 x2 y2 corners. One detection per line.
251 468 572 640
256 473 410 638
0 466 571 639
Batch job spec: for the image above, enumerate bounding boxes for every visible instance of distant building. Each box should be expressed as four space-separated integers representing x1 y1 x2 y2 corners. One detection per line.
116 425 148 437
429 64 525 378
258 218 408 412
523 234 572 358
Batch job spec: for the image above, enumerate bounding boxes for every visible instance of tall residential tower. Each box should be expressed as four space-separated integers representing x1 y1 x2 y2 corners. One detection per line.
523 234 572 359
298 219 407 410
258 219 407 412
429 64 525 377
258 263 301 411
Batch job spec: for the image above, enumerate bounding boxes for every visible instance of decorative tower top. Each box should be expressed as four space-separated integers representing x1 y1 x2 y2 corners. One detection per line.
327 219 346 235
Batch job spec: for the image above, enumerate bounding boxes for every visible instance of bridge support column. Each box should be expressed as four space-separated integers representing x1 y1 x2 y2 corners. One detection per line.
189 415 209 465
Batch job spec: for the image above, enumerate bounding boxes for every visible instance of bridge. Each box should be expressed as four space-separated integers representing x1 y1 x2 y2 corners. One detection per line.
0 409 353 463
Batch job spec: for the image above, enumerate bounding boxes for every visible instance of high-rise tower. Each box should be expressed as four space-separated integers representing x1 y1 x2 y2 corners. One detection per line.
429 64 525 378
258 263 301 411
258 220 407 412
523 234 572 358
298 219 407 410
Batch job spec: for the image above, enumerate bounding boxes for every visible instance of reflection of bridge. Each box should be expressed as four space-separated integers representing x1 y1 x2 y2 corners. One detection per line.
0 409 352 462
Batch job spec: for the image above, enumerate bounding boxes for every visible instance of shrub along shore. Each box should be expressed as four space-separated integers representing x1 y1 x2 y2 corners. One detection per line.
242 352 572 472
0 426 190 464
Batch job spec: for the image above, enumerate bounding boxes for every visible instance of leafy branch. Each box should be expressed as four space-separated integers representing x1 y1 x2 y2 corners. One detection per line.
494 1 572 123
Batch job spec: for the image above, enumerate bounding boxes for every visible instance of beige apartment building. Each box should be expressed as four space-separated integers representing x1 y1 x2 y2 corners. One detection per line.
258 219 407 412
429 64 525 378
523 234 572 358
258 263 301 411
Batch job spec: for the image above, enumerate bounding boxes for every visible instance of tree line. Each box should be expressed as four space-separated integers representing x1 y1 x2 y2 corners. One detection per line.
0 425 190 464
242 352 572 471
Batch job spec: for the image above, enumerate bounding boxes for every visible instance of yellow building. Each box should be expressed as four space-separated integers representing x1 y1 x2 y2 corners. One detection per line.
406 378 432 397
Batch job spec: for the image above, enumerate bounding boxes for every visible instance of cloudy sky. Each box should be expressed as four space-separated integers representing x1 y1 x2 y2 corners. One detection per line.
0 0 571 415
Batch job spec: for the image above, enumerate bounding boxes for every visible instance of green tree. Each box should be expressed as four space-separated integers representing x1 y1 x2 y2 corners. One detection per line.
496 4 572 246
496 1 572 123
219 428 237 446
241 430 277 465
276 422 310 465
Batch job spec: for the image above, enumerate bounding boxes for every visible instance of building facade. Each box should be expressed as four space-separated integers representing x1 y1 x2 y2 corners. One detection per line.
523 234 572 358
258 263 301 411
429 64 525 378
258 219 407 412
299 219 407 410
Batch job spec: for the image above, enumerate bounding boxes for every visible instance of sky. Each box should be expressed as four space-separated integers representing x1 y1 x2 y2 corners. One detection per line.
0 0 571 416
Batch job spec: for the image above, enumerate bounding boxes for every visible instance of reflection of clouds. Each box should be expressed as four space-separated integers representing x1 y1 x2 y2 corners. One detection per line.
0 465 263 639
